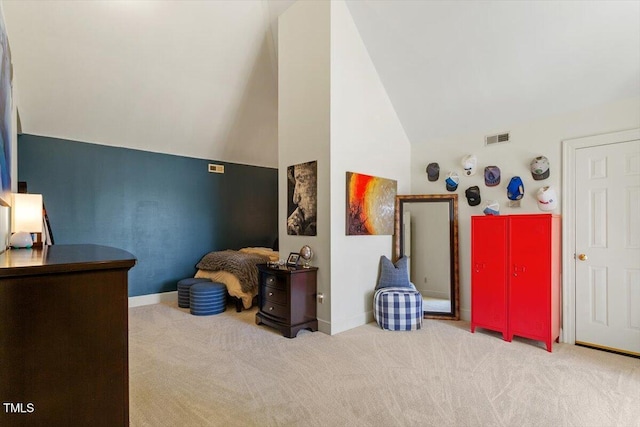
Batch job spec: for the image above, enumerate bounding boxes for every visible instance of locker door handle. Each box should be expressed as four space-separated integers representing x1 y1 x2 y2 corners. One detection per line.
474 263 485 273
513 264 524 277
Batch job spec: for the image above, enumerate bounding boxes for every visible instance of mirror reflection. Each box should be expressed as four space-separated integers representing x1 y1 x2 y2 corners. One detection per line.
394 194 459 320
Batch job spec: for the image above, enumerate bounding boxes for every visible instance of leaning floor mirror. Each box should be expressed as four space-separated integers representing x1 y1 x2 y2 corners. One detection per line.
393 194 460 320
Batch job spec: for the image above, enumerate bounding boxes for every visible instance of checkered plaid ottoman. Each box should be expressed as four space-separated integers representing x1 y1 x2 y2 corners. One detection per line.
373 287 423 331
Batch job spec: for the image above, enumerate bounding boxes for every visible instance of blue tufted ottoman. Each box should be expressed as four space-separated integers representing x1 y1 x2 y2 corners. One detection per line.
177 278 212 308
190 282 227 316
373 287 423 331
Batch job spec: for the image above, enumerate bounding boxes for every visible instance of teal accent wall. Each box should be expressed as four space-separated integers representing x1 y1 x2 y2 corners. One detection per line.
18 134 278 297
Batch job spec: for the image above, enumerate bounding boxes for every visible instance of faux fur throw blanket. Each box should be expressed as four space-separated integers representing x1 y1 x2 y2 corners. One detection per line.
196 250 269 293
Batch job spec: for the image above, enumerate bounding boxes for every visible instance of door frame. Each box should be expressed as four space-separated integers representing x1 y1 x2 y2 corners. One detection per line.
561 128 640 344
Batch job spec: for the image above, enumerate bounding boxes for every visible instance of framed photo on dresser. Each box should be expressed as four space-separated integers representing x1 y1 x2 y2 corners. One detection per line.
286 252 300 267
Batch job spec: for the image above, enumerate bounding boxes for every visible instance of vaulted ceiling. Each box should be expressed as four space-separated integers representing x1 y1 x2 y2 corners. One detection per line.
3 0 639 168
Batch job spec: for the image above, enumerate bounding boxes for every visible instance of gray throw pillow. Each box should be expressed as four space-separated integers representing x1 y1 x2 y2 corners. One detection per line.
376 255 411 289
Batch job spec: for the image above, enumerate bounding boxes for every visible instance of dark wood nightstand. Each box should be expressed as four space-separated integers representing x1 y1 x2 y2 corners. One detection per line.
255 264 318 338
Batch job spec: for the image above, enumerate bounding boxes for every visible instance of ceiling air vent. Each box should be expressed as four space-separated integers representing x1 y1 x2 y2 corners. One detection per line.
485 132 510 146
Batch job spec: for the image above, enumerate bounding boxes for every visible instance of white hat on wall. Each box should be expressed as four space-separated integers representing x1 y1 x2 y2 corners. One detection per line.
461 154 477 176
537 186 558 211
483 200 500 216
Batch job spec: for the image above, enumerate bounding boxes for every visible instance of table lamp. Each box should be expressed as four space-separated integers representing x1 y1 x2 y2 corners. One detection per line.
10 193 43 248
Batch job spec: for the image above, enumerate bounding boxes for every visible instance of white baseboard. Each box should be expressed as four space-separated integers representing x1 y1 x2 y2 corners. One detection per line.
128 291 177 308
317 318 331 335
329 311 371 335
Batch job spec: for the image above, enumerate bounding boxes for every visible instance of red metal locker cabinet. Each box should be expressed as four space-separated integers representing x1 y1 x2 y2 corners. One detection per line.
471 214 561 352
508 214 561 352
470 215 509 340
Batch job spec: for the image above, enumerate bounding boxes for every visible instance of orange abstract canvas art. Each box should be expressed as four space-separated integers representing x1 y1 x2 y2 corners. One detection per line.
346 172 397 235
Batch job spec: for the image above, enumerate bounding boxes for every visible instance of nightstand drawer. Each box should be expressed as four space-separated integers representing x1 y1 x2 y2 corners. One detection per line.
263 285 287 305
263 274 286 290
260 300 288 321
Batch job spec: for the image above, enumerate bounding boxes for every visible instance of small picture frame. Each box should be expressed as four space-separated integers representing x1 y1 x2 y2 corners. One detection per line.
286 252 300 267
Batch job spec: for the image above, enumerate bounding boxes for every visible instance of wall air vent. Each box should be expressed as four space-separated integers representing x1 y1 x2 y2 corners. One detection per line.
208 164 225 174
485 132 510 146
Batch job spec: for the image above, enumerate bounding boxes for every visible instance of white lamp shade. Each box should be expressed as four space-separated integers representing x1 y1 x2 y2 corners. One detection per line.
11 193 43 233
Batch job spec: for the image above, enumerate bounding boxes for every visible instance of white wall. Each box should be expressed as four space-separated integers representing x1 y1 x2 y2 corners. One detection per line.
411 96 640 320
329 0 410 334
278 1 332 330
278 0 410 335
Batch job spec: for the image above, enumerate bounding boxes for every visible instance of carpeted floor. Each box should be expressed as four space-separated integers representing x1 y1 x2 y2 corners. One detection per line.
129 301 640 427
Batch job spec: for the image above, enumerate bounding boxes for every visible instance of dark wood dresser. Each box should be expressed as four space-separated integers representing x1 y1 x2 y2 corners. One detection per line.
256 264 317 338
0 244 136 426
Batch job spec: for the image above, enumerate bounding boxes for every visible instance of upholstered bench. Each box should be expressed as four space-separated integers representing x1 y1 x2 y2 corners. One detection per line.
177 277 212 308
190 282 227 316
374 287 423 331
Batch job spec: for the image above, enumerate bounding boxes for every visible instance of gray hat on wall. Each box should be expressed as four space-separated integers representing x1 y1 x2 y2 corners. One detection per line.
426 163 440 181
531 156 550 180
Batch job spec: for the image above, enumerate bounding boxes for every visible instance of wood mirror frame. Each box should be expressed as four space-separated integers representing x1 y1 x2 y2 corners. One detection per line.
393 194 460 320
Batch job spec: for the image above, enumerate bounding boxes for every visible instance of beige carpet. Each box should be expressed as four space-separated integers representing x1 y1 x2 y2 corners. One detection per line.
129 302 640 427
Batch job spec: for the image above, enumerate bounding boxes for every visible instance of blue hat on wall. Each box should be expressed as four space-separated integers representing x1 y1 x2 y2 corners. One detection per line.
507 176 524 200
445 172 459 191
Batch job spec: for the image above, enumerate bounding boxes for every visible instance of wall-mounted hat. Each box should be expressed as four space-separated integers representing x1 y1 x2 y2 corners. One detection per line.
537 186 558 211
465 186 481 206
507 176 524 200
462 154 477 176
483 200 500 216
531 156 550 180
445 171 459 191
484 166 501 187
426 163 440 181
